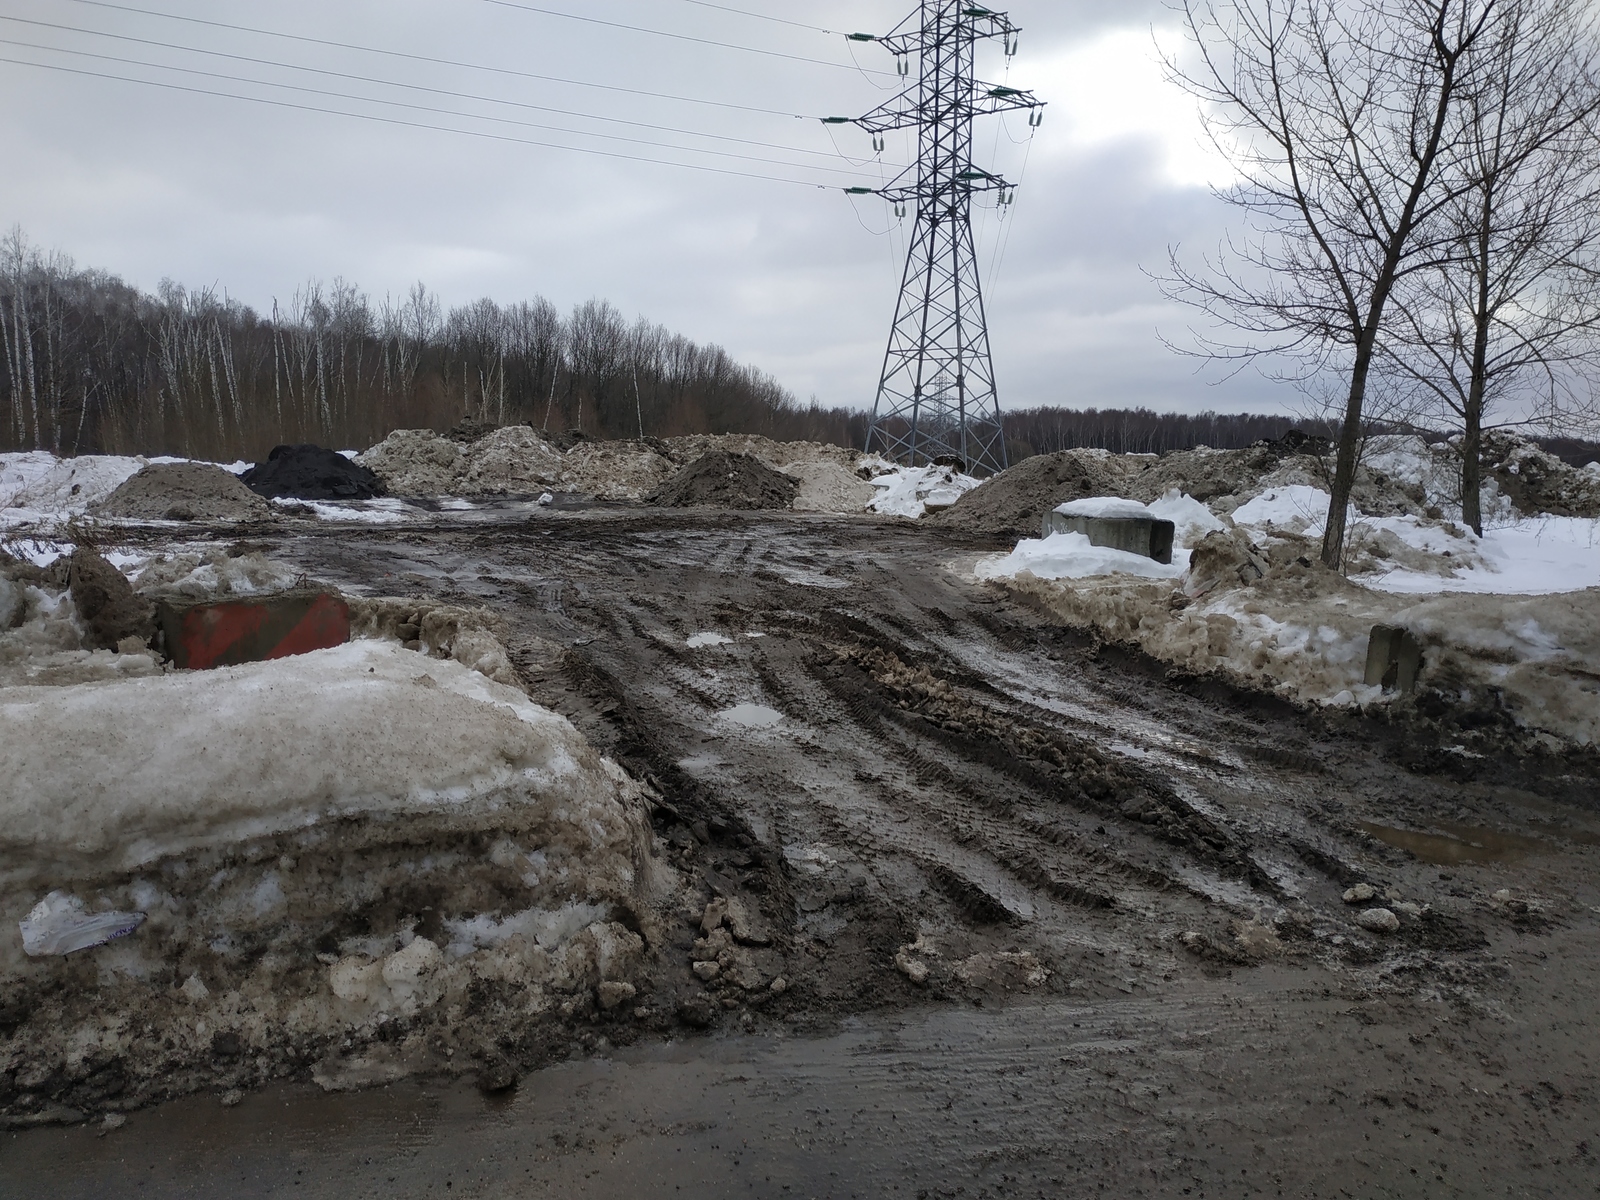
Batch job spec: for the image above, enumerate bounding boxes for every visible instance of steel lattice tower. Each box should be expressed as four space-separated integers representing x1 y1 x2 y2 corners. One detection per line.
848 3 1044 476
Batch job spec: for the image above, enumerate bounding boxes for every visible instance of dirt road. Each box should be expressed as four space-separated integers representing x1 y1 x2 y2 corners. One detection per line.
7 507 1598 1195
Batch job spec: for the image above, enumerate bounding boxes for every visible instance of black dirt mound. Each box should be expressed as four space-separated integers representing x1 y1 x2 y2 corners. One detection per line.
242 444 385 501
540 428 593 453
649 451 799 511
68 546 156 651
932 450 1123 541
446 412 501 444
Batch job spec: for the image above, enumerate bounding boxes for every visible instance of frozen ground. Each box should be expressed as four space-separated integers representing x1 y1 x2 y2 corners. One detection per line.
4 438 1599 1196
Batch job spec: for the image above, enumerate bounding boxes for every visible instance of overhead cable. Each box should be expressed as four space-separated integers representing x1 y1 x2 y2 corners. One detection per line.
0 56 849 189
0 39 880 175
665 1 843 36
475 0 893 74
62 0 811 117
0 16 866 162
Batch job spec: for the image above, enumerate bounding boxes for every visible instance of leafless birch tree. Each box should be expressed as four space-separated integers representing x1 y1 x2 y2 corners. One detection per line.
1382 0 1600 532
1165 0 1494 568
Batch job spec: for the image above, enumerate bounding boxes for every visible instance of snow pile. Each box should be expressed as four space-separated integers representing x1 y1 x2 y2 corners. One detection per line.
559 439 677 500
975 531 1187 583
1148 488 1228 545
1483 431 1600 518
0 637 670 1109
130 548 302 601
1054 497 1154 520
462 427 566 493
0 550 164 689
783 460 877 514
869 464 983 519
1227 482 1600 595
0 639 632 873
356 430 467 496
0 452 148 528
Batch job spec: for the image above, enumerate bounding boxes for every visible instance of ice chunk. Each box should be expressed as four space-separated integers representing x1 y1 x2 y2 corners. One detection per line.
20 891 145 956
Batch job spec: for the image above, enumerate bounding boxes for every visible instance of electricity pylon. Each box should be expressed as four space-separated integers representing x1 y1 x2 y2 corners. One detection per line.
840 3 1044 476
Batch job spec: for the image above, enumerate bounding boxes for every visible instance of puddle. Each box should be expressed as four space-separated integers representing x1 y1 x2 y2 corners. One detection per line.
686 632 733 649
1360 821 1552 865
717 703 783 728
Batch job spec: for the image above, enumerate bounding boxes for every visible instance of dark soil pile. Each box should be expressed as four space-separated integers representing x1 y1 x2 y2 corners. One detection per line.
932 451 1124 540
649 451 799 511
93 463 274 522
446 413 501 444
540 428 592 453
1483 432 1600 518
242 444 385 501
67 546 156 650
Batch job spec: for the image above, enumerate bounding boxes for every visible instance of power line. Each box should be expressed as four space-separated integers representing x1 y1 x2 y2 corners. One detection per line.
475 0 893 75
0 55 848 189
63 0 811 118
668 0 844 36
0 16 873 164
0 37 881 175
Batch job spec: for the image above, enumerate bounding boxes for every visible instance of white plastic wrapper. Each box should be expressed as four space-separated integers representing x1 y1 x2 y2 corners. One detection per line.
19 891 145 957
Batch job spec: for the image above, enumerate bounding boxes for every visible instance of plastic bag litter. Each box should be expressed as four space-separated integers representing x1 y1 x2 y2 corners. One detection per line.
19 891 146 957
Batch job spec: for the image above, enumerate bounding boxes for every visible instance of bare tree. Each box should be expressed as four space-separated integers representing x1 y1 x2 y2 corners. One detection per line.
1382 0 1600 532
1165 0 1493 567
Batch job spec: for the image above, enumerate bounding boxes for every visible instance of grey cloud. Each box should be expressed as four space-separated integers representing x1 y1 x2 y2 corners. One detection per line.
0 0 1292 419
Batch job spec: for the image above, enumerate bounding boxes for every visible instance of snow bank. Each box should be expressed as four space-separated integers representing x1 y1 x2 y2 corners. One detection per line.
0 640 620 876
0 635 672 1109
0 452 148 528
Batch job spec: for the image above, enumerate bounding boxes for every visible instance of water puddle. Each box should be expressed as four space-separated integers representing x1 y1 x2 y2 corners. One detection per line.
717 703 783 728
1359 821 1552 865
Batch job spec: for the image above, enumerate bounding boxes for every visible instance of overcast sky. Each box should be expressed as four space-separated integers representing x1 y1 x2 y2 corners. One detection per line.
0 0 1290 416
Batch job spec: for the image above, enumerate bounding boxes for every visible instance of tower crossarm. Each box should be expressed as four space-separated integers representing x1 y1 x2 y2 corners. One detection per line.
866 6 1023 57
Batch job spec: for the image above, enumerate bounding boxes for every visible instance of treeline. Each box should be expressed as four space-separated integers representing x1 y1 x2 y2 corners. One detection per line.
1002 406 1328 458
0 230 866 461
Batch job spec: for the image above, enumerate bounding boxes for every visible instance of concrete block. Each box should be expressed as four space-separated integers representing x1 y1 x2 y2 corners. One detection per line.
1364 624 1423 692
1041 512 1176 564
158 591 350 671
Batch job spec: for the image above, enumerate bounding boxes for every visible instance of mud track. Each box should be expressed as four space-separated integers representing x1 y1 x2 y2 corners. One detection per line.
25 507 1594 1197
230 509 1600 1009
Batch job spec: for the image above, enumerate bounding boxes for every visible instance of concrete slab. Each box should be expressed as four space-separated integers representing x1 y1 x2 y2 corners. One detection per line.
158 591 350 671
1041 512 1176 564
1364 624 1423 692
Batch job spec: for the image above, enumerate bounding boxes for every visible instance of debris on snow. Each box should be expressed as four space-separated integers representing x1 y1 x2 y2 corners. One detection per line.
19 891 145 957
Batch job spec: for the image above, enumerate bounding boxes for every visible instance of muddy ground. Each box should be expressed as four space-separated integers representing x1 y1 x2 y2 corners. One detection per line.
6 506 1600 1196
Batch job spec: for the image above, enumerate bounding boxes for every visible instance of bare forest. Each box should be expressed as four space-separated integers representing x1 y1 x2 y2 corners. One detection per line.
0 229 869 462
